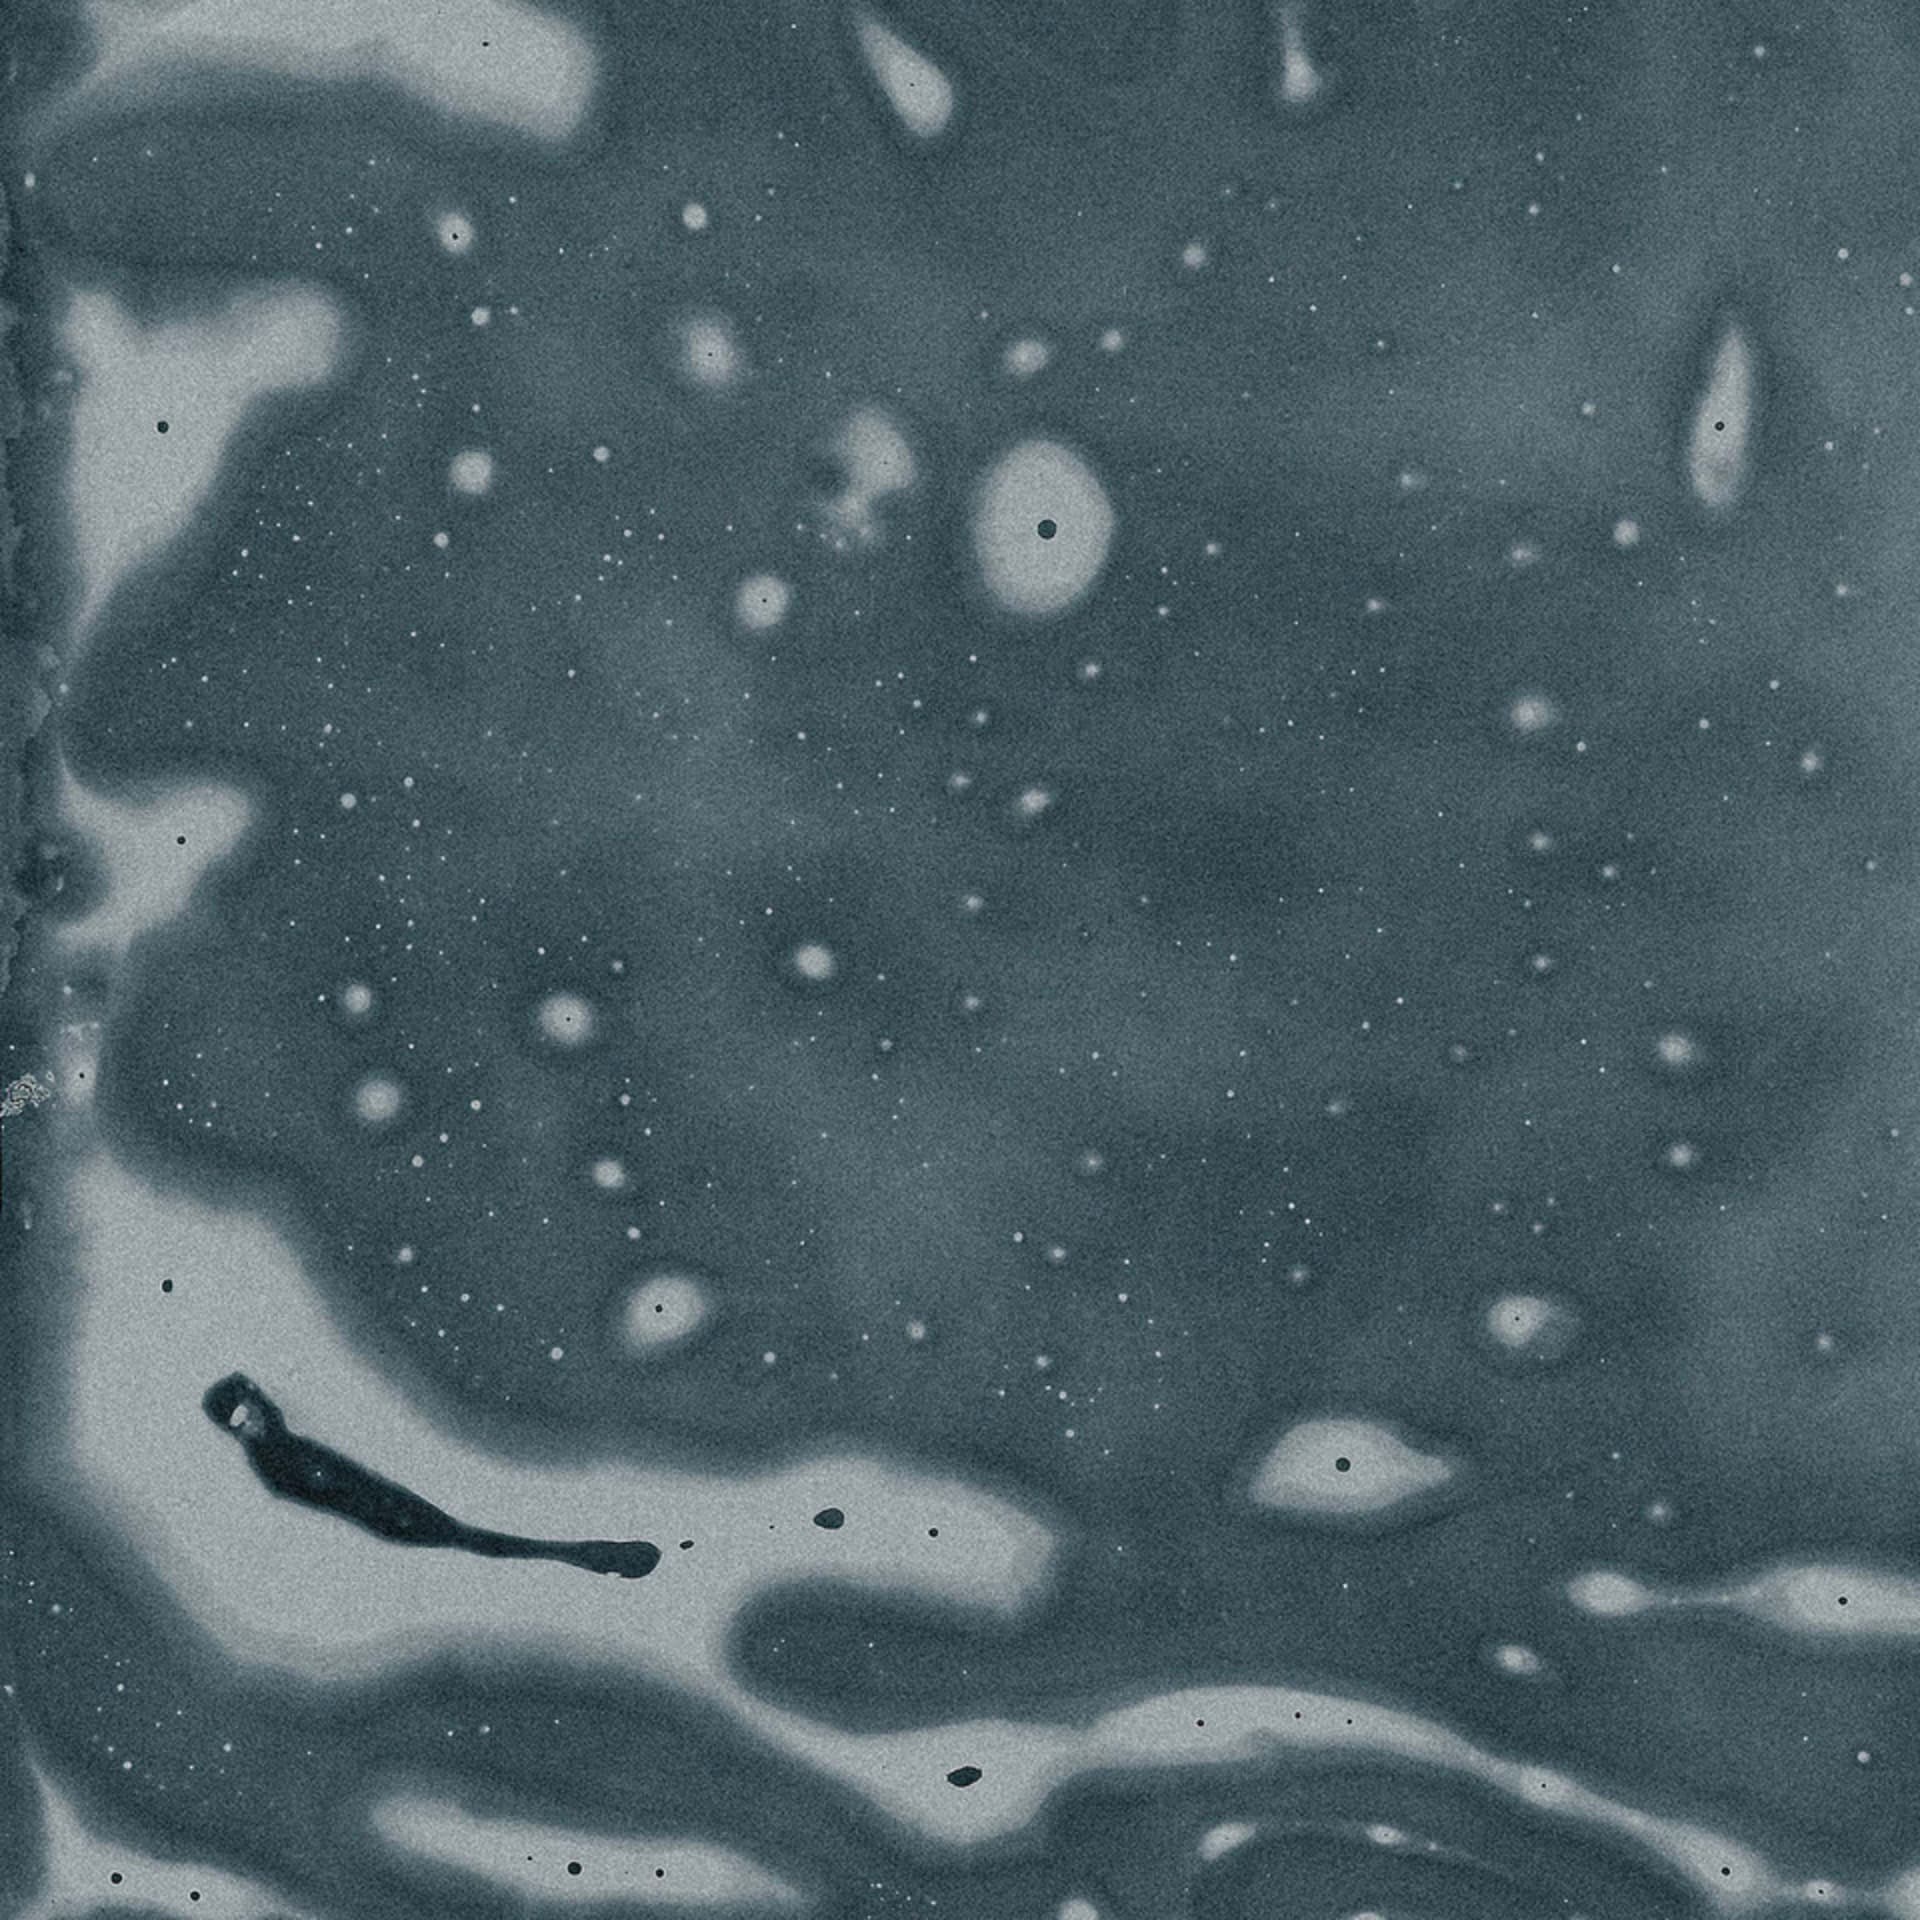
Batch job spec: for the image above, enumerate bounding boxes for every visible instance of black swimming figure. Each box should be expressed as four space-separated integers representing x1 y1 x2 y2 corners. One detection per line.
201 1373 660 1578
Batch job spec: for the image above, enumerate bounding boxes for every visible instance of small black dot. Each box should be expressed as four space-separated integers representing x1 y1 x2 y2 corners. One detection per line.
568 1862 582 1876
946 1765 983 1787
176 835 187 845
679 1539 695 1550
927 1527 939 1537
1334 1457 1351 1472
111 1874 123 1885
161 1280 174 1294
1036 519 1057 540
1838 1595 1848 1605
813 1507 845 1529
156 420 169 433
1714 420 1725 431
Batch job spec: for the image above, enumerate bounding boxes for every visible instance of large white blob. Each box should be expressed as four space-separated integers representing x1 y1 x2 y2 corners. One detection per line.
1249 1415 1454 1522
854 12 954 139
64 283 341 640
71 0 598 141
971 438 1114 620
370 1792 804 1908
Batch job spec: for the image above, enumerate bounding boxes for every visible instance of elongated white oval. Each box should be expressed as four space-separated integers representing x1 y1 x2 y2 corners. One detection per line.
1688 322 1754 512
972 438 1115 620
856 13 953 139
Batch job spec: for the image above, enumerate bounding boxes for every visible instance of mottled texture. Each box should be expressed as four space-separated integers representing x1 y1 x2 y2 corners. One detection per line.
5 1 1920 1916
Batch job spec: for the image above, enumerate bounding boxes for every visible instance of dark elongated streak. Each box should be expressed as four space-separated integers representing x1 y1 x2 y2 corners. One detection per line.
201 1372 660 1578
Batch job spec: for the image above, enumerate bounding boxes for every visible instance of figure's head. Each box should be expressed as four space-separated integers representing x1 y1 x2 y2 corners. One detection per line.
201 1371 277 1441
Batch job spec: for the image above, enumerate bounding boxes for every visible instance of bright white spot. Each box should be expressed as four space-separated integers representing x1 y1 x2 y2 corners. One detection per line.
1249 1417 1454 1521
535 991 596 1048
1492 1641 1544 1677
1197 1821 1256 1861
621 1271 712 1354
593 443 611 464
791 942 838 984
590 1157 628 1192
470 305 491 327
1688 322 1754 512
679 313 744 391
1003 337 1051 379
448 448 494 495
1655 1030 1700 1070
972 437 1115 620
1508 690 1560 735
437 210 475 255
1612 516 1641 547
681 201 709 232
735 573 793 631
1181 239 1210 271
1274 4 1327 105
1567 1569 1656 1618
339 982 374 1019
1056 1900 1102 1920
354 1075 404 1126
854 11 954 138
1482 1292 1581 1363
1098 328 1125 353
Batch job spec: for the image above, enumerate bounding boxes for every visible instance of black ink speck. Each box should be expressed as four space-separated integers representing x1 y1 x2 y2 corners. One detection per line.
568 1862 582 1876
813 1507 845 1529
947 1765 983 1787
1036 518 1057 539
1334 1457 1351 1472
156 420 169 433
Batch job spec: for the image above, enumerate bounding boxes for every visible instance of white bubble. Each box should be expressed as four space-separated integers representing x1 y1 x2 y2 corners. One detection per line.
1274 5 1327 106
590 1157 628 1191
854 11 954 139
339 982 375 1019
1567 1569 1655 1617
1612 516 1641 547
621 1271 712 1353
735 572 793 632
972 437 1116 620
1688 321 1754 513
1002 337 1051 379
681 201 709 232
436 210 476 255
1508 690 1560 735
1198 1822 1256 1861
470 305 491 327
1491 1641 1544 1677
790 941 838 984
448 448 495 496
1654 1030 1700 1070
1249 1416 1454 1521
1481 1292 1581 1364
679 313 743 391
1180 239 1210 271
1098 327 1125 353
354 1074 404 1126
534 991 596 1048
